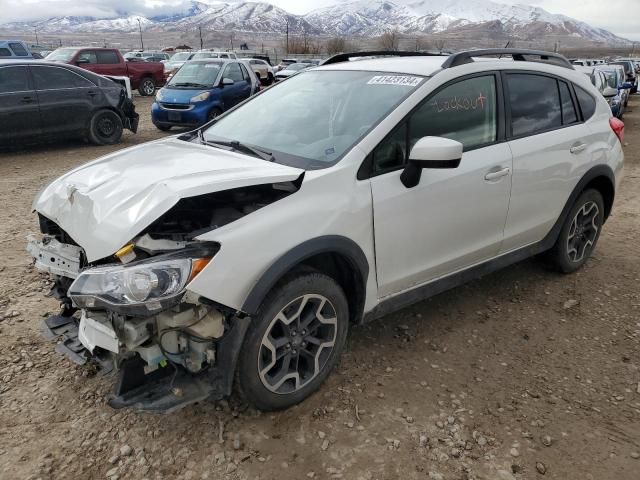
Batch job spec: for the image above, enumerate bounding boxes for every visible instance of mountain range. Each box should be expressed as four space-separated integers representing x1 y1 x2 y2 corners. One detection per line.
0 0 629 45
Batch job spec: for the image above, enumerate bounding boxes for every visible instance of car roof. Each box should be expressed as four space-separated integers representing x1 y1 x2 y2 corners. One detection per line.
316 55 449 76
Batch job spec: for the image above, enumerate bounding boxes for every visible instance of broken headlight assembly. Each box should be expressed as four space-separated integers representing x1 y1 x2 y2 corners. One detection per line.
69 255 211 315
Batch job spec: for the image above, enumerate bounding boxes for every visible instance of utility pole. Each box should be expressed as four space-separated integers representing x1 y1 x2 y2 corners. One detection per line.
199 25 203 49
137 18 144 51
286 16 289 55
230 33 234 51
34 27 39 45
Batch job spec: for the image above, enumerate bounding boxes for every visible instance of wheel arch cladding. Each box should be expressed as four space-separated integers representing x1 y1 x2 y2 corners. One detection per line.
241 236 369 324
583 174 615 220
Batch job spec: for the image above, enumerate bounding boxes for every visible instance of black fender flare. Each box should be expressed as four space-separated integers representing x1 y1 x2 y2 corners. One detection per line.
241 235 370 316
538 164 616 252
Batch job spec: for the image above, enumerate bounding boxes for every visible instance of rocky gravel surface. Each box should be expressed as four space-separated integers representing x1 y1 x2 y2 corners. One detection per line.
1 96 639 480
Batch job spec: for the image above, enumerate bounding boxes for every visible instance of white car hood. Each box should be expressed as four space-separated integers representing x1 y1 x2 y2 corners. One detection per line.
34 137 303 262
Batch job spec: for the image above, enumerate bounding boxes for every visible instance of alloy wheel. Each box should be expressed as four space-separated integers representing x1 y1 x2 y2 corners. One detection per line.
567 201 600 263
142 79 155 95
258 294 338 394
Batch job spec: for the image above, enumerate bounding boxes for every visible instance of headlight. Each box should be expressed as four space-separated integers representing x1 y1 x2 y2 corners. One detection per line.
190 91 210 102
69 256 211 314
155 89 165 102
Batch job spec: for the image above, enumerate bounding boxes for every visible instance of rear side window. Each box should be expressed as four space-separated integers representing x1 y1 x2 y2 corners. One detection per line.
9 42 28 56
0 66 30 93
77 51 98 64
96 50 119 64
0 48 11 57
507 74 562 137
558 81 578 125
32 66 93 89
575 86 596 120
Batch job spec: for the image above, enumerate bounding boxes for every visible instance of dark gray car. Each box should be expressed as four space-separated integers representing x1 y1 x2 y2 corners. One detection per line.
0 60 139 146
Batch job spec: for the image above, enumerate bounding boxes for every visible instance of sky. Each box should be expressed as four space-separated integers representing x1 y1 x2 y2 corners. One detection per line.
1 0 638 41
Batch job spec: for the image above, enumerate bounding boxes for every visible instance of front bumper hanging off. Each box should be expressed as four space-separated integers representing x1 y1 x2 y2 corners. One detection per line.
41 313 251 414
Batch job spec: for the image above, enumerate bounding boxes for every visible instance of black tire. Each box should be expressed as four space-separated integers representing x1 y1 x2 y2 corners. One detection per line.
267 73 274 85
88 110 123 145
207 108 222 122
548 189 605 273
236 271 349 411
155 124 171 131
138 77 155 96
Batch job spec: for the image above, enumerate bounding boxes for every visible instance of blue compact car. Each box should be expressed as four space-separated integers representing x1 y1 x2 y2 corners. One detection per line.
152 59 258 130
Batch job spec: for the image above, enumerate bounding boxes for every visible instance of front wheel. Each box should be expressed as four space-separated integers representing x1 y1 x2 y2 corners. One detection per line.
236 272 349 410
548 189 605 273
88 110 123 145
138 77 155 96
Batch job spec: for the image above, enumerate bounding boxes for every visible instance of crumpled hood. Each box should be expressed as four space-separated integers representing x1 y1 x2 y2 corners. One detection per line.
34 137 303 262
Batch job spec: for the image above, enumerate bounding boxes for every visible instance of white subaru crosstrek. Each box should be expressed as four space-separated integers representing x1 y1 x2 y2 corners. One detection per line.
28 49 624 412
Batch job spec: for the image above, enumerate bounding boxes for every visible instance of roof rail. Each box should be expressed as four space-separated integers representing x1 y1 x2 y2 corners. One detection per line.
441 49 574 70
321 50 446 66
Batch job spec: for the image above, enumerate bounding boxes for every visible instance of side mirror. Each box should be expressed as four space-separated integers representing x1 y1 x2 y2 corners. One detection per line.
221 78 234 86
75 59 89 65
400 137 463 188
603 86 618 98
622 82 633 89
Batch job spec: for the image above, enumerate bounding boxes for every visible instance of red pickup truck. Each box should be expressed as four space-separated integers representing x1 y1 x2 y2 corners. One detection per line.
45 47 165 96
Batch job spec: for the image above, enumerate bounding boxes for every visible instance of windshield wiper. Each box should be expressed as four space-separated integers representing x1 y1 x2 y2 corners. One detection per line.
203 139 275 162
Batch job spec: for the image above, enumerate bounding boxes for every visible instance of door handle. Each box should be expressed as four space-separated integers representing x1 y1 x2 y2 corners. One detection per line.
570 143 587 154
484 167 511 181
87 91 98 97
20 96 34 104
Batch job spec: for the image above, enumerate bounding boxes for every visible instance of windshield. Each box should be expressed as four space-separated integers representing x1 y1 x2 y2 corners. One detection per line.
603 72 617 88
45 48 77 62
286 64 307 71
203 70 424 169
168 62 222 87
171 52 191 62
192 52 218 59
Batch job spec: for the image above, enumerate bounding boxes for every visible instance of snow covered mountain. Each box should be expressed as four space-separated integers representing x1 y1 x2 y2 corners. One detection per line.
0 0 629 44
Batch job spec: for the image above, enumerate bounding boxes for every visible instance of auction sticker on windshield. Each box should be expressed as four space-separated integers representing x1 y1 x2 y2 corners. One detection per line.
367 75 422 86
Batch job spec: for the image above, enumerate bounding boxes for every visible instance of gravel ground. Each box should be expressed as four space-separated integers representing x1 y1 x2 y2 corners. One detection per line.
1 95 639 480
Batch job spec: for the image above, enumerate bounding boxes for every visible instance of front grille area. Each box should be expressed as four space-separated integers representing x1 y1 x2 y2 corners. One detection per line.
159 103 193 111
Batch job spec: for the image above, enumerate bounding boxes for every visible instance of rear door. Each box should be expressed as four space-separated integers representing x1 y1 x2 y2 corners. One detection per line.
0 65 41 142
500 72 594 252
30 65 99 136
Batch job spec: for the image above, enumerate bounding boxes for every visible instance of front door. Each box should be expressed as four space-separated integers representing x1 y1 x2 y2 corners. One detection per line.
370 74 513 298
221 62 249 109
30 65 100 136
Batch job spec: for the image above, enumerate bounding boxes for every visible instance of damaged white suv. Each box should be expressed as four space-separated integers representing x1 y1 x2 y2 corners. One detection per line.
28 49 624 412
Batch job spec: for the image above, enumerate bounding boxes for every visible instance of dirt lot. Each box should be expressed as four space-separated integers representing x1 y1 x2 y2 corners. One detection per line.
1 95 639 480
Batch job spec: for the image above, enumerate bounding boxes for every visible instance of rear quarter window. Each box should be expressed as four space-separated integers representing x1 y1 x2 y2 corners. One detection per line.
9 42 28 56
0 48 11 57
575 86 596 120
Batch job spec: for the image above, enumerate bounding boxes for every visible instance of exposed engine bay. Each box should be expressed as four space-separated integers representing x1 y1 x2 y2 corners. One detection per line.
30 181 299 413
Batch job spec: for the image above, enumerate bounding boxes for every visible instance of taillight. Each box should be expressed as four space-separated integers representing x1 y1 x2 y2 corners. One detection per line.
609 117 624 143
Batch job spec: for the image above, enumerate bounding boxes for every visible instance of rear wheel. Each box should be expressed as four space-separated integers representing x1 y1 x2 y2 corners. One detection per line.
548 189 604 273
138 77 155 96
267 73 274 85
88 110 123 145
236 272 349 410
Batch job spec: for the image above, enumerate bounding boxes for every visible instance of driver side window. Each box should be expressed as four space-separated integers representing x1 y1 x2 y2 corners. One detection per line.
371 75 498 174
224 63 244 83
